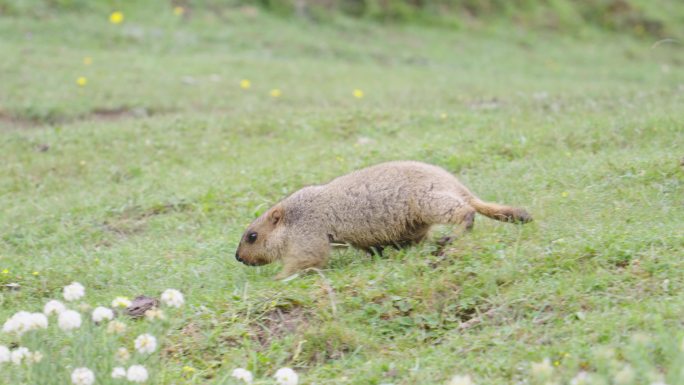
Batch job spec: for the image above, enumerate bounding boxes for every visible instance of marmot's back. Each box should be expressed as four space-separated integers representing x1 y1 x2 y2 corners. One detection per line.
316 161 471 248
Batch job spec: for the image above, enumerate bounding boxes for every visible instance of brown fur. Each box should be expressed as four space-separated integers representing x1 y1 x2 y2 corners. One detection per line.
235 161 532 279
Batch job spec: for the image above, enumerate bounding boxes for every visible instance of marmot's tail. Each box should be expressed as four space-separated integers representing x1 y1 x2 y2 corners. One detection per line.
469 197 533 223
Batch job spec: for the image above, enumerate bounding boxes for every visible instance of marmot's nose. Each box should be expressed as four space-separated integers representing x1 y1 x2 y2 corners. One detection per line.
235 251 243 263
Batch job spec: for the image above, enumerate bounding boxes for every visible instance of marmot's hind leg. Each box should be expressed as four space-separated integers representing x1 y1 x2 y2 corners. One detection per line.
463 209 476 231
420 192 477 249
421 192 476 228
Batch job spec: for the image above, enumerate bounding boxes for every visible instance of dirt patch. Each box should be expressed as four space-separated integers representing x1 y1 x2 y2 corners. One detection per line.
163 321 203 359
0 111 41 129
252 305 309 347
100 220 146 237
100 201 193 237
130 201 194 219
0 106 171 130
181 321 203 340
91 107 150 120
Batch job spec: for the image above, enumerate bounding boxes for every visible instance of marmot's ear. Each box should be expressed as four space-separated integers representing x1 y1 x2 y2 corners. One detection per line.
269 206 283 225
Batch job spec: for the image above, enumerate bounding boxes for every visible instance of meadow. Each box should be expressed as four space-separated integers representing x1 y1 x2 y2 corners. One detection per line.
1 2 683 384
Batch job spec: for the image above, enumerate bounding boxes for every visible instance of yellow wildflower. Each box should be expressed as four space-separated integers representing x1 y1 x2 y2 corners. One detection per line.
353 89 364 99
240 79 251 89
109 11 124 24
2 269 8 274
270 89 282 98
174 6 185 16
76 77 87 87
32 271 39 276
562 192 569 198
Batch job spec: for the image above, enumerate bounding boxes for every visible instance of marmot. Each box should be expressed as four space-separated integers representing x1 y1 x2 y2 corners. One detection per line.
236 161 532 279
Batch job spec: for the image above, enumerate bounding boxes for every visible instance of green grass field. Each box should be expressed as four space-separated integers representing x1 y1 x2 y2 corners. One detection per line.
1 3 683 384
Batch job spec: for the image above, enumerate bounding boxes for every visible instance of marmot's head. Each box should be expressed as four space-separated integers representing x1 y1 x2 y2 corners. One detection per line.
235 205 287 266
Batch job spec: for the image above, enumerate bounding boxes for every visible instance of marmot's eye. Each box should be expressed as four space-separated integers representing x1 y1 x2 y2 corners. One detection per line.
247 232 258 243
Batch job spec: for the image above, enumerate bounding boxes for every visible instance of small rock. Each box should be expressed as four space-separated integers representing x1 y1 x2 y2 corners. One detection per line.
125 295 159 318
2 283 20 291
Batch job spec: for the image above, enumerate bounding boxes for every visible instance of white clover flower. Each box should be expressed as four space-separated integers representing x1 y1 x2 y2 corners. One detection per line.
0 345 10 363
44 300 67 316
115 347 131 362
28 351 43 363
531 358 553 379
112 297 132 308
615 365 635 385
112 367 127 379
570 371 590 385
134 333 157 354
71 367 95 385
107 320 127 334
144 308 165 321
28 312 48 329
92 306 114 323
449 375 474 385
24 352 43 364
58 310 82 331
2 313 19 334
2 311 47 335
10 347 30 365
63 282 85 301
231 368 253 384
161 289 184 308
274 367 298 385
127 365 149 383
2 311 27 334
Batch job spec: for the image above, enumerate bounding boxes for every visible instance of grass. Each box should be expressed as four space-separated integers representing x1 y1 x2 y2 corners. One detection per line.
1 3 683 385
